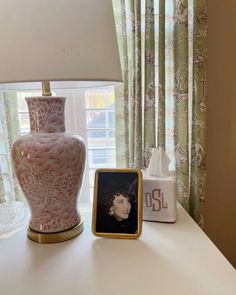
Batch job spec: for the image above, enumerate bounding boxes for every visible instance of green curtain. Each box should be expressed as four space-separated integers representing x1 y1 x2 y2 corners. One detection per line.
0 92 23 203
113 0 207 227
174 0 190 211
190 0 207 226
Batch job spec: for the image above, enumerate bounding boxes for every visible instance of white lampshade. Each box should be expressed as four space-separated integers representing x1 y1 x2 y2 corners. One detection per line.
0 0 122 86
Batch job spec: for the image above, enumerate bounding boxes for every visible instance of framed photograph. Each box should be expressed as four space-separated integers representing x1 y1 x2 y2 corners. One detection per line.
92 168 143 239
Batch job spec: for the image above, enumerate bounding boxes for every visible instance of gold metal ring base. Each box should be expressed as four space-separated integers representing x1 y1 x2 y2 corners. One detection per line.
27 219 84 244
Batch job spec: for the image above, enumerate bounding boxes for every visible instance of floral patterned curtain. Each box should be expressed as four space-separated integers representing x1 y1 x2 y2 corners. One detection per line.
113 0 207 227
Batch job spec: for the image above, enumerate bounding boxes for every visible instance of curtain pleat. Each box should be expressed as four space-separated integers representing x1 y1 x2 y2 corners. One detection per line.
157 0 166 149
190 0 207 226
144 0 156 167
174 0 190 210
133 0 143 167
114 0 143 168
114 0 129 167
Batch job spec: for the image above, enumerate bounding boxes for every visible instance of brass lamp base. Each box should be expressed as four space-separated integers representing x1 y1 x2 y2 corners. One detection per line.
27 219 84 244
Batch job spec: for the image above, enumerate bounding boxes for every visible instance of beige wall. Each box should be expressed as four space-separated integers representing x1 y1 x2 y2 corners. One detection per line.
205 0 236 268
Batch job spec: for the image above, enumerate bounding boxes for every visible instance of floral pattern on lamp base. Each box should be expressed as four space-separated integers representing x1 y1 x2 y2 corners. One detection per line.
12 97 86 233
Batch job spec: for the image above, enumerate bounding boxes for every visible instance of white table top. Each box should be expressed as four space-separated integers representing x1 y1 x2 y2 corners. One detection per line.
0 204 236 295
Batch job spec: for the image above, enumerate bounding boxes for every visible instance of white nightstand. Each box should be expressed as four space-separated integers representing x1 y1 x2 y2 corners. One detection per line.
0 204 235 295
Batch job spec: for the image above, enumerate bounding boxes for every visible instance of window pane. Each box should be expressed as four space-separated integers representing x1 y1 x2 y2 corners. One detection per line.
109 130 115 137
108 111 115 127
92 149 106 164
85 88 114 109
85 92 106 109
88 149 116 169
87 130 115 149
86 110 106 129
89 169 96 187
86 110 115 129
90 188 94 203
18 112 30 134
17 91 42 112
17 95 28 112
87 130 106 139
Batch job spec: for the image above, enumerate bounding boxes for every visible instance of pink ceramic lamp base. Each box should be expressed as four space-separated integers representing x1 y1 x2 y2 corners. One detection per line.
12 97 86 242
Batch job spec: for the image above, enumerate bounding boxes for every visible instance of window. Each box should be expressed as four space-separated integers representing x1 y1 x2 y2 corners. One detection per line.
15 86 116 204
85 88 116 200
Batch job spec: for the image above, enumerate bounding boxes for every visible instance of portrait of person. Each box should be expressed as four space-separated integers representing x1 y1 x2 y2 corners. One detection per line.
93 170 142 236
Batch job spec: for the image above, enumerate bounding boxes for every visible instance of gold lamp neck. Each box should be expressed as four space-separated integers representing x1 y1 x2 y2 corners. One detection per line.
42 81 52 96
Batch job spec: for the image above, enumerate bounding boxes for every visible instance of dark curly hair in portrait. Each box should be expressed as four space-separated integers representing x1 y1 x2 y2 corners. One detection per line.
103 190 131 215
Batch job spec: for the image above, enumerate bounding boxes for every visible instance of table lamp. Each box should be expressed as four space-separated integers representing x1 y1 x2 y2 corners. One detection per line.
0 0 122 243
